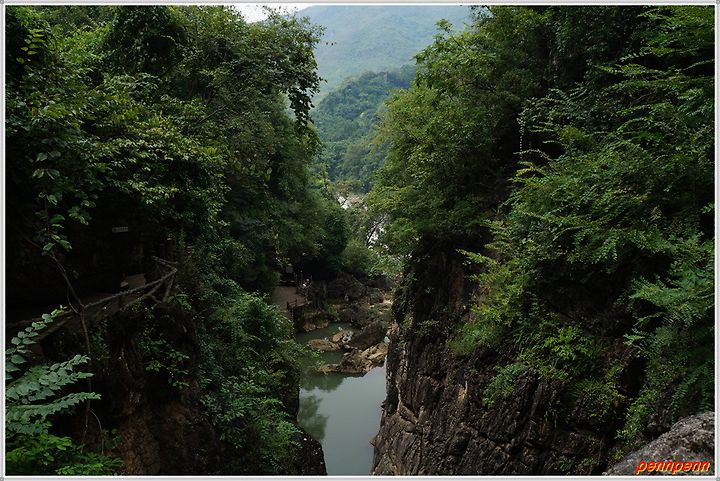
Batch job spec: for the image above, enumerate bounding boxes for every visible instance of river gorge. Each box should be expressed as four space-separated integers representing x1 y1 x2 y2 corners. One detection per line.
297 323 387 475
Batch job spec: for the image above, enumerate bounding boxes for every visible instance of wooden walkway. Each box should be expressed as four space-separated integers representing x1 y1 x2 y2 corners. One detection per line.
272 285 308 319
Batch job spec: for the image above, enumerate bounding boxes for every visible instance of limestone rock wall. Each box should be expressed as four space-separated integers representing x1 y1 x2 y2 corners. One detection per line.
371 247 705 475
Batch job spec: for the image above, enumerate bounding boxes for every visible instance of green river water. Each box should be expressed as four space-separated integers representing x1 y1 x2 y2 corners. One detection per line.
297 323 387 475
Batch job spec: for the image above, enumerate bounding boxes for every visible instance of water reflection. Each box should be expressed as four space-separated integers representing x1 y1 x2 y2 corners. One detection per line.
296 322 387 475
302 371 345 391
298 394 328 442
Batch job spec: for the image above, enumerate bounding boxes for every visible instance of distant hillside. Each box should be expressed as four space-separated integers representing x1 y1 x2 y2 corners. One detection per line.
296 5 471 98
313 66 415 190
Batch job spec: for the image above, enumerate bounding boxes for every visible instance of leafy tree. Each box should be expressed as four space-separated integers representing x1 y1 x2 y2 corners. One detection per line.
6 5 344 475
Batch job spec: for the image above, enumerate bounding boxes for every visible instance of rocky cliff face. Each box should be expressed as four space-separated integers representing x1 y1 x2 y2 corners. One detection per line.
371 247 687 475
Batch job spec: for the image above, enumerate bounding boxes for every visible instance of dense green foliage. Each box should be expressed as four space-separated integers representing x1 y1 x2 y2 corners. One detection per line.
5 5 347 475
369 5 713 455
4 4 714 475
6 311 122 475
6 5 347 298
182 265 306 473
299 5 470 98
313 66 414 190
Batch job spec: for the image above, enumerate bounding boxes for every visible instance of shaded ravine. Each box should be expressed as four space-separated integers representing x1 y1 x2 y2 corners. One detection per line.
297 323 387 475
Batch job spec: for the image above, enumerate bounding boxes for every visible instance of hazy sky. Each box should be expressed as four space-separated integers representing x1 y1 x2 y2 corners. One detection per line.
234 3 315 22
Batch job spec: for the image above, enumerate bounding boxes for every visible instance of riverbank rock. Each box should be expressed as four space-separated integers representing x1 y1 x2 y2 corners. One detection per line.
330 329 355 345
327 273 367 301
604 412 715 476
291 429 327 475
299 310 330 333
320 342 388 374
348 320 386 350
306 338 341 352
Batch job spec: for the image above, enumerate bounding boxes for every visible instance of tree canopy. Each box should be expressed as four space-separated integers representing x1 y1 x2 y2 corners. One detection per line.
5 5 350 475
367 5 713 454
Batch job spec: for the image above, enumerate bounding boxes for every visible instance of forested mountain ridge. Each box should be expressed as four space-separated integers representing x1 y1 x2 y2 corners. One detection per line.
368 5 714 474
5 5 343 475
313 65 415 190
297 5 471 99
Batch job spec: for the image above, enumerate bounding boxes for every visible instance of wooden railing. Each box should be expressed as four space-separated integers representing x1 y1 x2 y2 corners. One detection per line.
9 257 178 342
84 256 177 309
286 297 307 310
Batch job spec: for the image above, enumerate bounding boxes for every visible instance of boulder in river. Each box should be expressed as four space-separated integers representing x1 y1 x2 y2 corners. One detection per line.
319 342 388 375
330 329 355 346
347 320 386 350
301 319 329 333
306 339 341 352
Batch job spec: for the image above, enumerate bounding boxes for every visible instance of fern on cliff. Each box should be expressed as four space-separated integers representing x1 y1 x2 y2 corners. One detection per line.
5 309 121 475
371 5 714 457
454 6 713 450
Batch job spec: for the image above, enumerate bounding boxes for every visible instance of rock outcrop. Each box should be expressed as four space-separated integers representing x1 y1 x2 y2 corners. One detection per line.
331 329 355 345
371 246 704 475
347 320 386 350
300 311 330 333
320 342 388 375
327 273 367 301
301 271 394 376
310 322 389 375
307 338 341 352
308 272 393 330
292 431 327 475
605 412 714 476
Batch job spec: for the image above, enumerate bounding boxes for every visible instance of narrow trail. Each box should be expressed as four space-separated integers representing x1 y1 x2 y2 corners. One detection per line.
6 259 176 343
272 285 308 318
